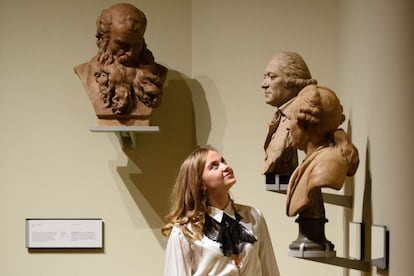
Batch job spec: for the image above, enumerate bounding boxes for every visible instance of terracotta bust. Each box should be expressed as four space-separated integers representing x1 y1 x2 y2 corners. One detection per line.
74 3 167 126
261 52 317 177
286 85 359 253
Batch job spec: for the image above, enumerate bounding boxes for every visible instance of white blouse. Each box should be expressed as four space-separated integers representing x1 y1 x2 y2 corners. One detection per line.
163 203 280 276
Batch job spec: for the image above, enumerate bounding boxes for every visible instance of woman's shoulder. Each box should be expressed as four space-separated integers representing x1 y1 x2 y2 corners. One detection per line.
233 202 263 218
170 224 184 235
169 224 192 242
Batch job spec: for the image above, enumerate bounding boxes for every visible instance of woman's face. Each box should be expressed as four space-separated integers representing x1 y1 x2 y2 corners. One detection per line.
261 60 297 107
201 150 236 193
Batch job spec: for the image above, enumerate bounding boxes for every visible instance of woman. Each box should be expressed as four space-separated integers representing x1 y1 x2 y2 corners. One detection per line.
162 146 279 275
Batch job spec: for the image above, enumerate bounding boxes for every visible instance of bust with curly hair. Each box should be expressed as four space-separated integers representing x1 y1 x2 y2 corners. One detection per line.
74 3 167 126
261 51 318 187
285 85 359 254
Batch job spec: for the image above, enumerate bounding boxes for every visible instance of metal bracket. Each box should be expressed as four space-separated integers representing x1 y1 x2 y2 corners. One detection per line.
89 125 160 148
302 256 370 271
268 189 353 208
265 175 352 208
371 225 389 270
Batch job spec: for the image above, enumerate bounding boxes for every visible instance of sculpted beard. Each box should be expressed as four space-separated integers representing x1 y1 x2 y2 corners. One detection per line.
93 40 164 114
94 43 137 115
97 41 141 68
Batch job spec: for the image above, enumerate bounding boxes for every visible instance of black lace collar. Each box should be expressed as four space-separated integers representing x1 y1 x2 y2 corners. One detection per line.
203 207 257 257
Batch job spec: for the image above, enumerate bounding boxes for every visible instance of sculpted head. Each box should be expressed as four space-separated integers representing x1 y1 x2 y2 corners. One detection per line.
95 3 151 67
75 3 168 122
289 85 345 151
262 51 317 107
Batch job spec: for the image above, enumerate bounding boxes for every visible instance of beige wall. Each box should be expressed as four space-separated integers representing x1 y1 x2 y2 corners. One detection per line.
0 0 412 275
338 1 414 275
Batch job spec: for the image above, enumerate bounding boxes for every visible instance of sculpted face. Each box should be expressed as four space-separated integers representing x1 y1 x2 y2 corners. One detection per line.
262 60 297 107
288 116 308 151
287 85 346 153
108 34 144 66
100 3 147 67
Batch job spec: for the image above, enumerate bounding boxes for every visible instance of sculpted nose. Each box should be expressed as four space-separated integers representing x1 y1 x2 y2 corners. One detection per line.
261 78 269 89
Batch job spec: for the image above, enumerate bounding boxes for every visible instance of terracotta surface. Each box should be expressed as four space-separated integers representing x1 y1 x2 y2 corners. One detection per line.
286 85 359 218
74 3 167 126
261 51 317 175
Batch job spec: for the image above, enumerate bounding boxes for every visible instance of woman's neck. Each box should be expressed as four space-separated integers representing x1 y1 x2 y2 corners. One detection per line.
208 193 230 210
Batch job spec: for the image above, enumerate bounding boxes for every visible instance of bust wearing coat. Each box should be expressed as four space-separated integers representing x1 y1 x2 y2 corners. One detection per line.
261 51 317 176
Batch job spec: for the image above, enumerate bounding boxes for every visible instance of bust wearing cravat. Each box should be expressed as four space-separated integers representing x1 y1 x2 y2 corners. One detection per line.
261 52 317 177
263 98 298 175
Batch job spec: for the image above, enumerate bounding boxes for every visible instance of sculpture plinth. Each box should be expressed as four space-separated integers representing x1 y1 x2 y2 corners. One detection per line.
288 217 335 258
288 187 335 258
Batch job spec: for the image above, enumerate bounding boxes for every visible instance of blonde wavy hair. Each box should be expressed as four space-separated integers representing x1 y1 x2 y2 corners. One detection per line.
161 146 214 241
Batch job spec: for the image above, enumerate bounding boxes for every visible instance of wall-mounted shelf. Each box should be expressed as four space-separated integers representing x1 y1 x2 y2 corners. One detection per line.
287 222 371 271
265 175 387 272
290 222 370 271
266 187 353 208
89 125 160 148
297 256 370 271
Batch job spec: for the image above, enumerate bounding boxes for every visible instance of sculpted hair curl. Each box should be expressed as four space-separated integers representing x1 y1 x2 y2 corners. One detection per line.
272 51 318 94
295 85 344 136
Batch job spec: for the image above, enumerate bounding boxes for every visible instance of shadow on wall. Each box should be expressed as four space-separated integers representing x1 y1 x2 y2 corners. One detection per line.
116 70 210 245
362 140 373 276
343 118 356 262
363 141 389 275
342 119 373 275
347 138 387 275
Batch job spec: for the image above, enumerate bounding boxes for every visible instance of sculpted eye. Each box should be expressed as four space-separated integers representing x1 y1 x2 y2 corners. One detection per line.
265 72 277 80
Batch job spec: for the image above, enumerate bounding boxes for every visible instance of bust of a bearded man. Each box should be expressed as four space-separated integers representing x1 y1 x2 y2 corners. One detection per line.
74 3 167 126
